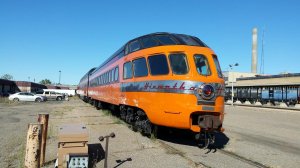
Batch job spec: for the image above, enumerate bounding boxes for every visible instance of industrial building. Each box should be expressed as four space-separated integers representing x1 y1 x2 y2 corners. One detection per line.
224 27 300 107
0 79 76 97
15 81 47 93
0 79 17 96
0 79 47 96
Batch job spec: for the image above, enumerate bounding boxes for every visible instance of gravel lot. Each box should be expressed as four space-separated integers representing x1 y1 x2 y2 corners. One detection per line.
1 97 299 168
0 97 204 168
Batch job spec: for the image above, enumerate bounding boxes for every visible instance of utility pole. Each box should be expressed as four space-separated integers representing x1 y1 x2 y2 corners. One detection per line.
229 63 239 106
58 70 61 85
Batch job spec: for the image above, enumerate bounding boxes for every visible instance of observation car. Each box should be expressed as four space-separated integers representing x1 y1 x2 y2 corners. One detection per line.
78 32 225 146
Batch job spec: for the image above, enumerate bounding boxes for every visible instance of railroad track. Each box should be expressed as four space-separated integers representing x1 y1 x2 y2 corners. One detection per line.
218 149 270 168
157 139 270 168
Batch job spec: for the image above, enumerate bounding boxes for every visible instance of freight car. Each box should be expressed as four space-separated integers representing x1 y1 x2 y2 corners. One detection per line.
78 32 225 147
226 86 299 106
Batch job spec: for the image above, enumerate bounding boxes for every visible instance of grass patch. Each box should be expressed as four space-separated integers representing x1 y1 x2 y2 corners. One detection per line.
63 105 75 111
17 142 26 168
112 118 124 124
3 136 26 168
0 97 9 103
98 109 124 125
47 124 55 139
101 109 112 116
52 105 75 118
53 110 64 117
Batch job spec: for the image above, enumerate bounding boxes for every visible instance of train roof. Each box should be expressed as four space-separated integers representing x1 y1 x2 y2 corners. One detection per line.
79 67 97 82
94 32 208 74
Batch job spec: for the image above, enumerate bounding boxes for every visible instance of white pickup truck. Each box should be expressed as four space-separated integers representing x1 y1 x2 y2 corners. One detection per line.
35 90 65 101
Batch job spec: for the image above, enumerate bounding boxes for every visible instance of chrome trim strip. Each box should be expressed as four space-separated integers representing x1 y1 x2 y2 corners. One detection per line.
120 80 224 104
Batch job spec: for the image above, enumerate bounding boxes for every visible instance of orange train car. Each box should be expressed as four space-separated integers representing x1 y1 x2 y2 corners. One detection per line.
78 32 225 146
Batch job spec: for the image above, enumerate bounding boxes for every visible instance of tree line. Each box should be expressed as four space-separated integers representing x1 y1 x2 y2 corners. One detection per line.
1 74 52 85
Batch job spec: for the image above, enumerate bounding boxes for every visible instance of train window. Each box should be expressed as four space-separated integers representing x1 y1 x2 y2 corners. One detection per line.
213 55 223 78
107 71 111 83
141 36 159 48
114 67 119 81
110 70 113 83
111 70 114 83
116 50 124 58
194 54 211 76
129 40 141 53
148 54 169 75
125 45 129 55
123 61 133 79
155 35 177 45
103 73 105 84
133 57 148 77
176 34 199 46
169 53 189 75
107 72 109 83
99 75 102 85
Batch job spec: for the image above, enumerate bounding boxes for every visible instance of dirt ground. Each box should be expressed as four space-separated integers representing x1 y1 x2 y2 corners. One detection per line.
0 97 201 168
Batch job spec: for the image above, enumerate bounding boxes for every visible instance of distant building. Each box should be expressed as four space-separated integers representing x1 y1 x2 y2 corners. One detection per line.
0 79 77 97
223 71 300 87
223 71 257 86
45 84 77 90
233 73 300 87
15 81 47 93
46 85 69 90
0 79 17 96
0 80 46 96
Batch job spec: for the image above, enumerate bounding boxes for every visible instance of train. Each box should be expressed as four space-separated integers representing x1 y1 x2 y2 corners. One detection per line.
225 86 300 106
78 32 225 147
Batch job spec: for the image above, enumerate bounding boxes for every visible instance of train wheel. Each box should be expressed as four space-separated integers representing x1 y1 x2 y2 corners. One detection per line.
143 119 152 136
126 107 134 124
120 105 127 121
96 101 102 110
133 110 153 136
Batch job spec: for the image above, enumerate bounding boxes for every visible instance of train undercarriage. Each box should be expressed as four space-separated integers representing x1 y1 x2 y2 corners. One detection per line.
87 97 220 148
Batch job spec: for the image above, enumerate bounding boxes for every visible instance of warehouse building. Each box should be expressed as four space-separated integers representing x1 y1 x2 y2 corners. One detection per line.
0 79 17 96
0 80 47 96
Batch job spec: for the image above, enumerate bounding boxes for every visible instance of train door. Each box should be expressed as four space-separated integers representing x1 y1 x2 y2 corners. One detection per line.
144 54 168 116
121 59 135 106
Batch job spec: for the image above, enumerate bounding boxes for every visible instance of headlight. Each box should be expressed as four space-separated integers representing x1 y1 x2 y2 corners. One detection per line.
199 84 215 100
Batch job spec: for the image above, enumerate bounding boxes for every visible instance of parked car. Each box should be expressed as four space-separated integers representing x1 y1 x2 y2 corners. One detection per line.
8 92 46 102
35 90 64 101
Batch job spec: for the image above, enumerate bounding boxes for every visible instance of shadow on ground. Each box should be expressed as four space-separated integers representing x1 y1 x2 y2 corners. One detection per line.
157 127 230 152
114 158 132 168
88 143 105 167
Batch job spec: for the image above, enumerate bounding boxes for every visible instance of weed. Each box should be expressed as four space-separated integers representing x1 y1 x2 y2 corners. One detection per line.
112 118 123 124
47 124 55 139
63 106 75 112
17 142 26 168
102 109 111 116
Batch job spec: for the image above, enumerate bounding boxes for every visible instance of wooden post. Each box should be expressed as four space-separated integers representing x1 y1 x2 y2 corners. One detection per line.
24 123 42 168
38 113 49 166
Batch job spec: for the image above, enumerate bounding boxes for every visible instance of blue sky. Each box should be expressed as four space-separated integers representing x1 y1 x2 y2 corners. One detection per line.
0 0 299 85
